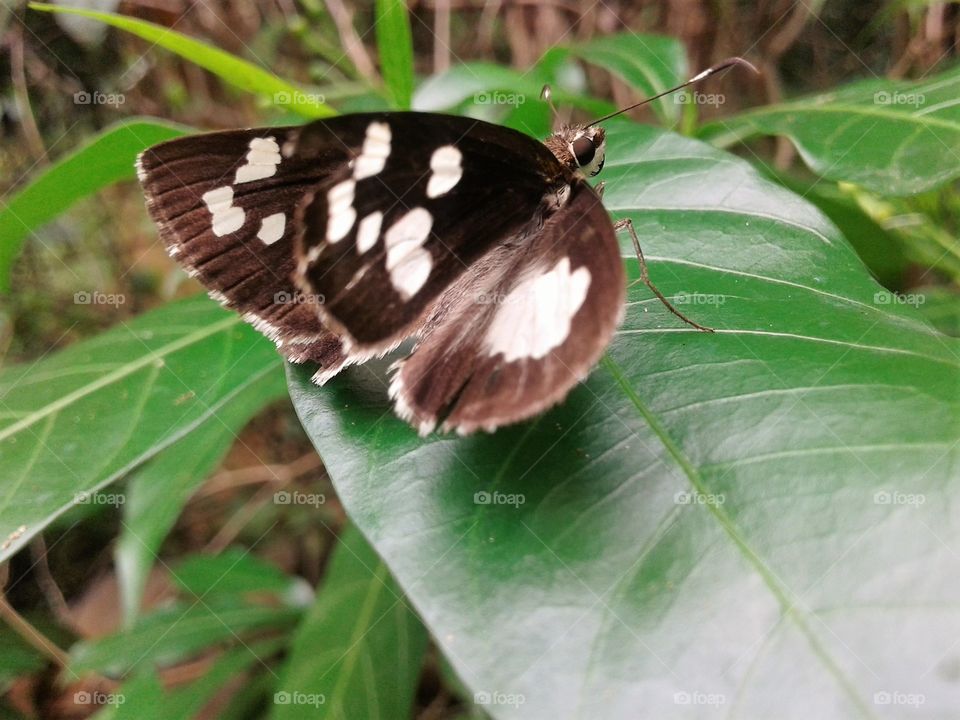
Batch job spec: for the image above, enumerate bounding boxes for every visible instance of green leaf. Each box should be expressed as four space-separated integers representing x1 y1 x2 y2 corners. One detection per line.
92 639 286 720
0 628 46 687
0 295 285 564
159 639 286 719
759 167 909 288
115 422 264 629
173 548 309 603
916 286 960 337
271 526 428 720
28 3 334 118
375 0 415 109
700 65 960 195
564 33 686 124
87 671 164 720
71 598 299 676
218 672 273 720
0 119 187 293
413 62 611 122
838 184 960 283
289 120 960 718
413 34 684 125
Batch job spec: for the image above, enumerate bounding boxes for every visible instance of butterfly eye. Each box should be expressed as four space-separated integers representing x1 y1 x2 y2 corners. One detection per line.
571 135 596 169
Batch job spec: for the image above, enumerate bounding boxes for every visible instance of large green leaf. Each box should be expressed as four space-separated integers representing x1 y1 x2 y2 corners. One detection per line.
0 119 187 293
29 3 334 118
289 120 960 719
0 295 285 564
700 65 960 196
271 525 427 720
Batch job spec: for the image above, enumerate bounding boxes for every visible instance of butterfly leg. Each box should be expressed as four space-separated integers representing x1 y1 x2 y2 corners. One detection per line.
613 218 714 333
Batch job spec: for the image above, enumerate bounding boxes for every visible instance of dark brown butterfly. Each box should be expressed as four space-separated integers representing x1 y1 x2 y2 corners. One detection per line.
137 58 753 435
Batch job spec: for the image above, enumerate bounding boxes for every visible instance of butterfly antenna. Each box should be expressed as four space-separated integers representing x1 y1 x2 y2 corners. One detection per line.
541 84 561 123
586 56 759 128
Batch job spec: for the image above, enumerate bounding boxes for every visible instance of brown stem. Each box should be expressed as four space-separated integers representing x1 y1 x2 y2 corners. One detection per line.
0 588 71 672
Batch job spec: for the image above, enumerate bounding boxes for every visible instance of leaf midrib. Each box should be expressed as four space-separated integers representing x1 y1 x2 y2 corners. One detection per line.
599 354 876 719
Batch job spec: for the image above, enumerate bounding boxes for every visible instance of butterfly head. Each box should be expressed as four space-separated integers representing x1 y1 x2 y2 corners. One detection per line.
546 126 606 177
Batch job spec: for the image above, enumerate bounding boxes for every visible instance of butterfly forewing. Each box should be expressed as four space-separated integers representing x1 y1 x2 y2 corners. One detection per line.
293 112 575 355
388 180 625 435
137 126 349 376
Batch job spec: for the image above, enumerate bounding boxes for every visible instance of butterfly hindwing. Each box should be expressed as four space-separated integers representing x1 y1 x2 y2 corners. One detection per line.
292 112 575 355
388 180 626 435
137 126 349 377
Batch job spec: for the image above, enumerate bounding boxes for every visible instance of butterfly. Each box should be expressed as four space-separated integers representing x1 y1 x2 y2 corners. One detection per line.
137 58 753 436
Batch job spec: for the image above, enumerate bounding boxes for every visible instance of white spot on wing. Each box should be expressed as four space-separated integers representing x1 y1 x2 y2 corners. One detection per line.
326 179 356 242
384 207 433 299
484 257 591 361
234 137 281 184
390 249 432 300
356 211 383 254
202 186 245 236
426 145 462 198
354 122 391 180
257 212 286 244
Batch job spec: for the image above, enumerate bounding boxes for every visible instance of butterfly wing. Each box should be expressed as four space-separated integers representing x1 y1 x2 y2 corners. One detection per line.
387 180 625 435
137 127 349 379
292 112 574 357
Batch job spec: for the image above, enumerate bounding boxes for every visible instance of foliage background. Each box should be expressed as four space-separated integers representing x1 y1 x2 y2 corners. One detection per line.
0 0 958 718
